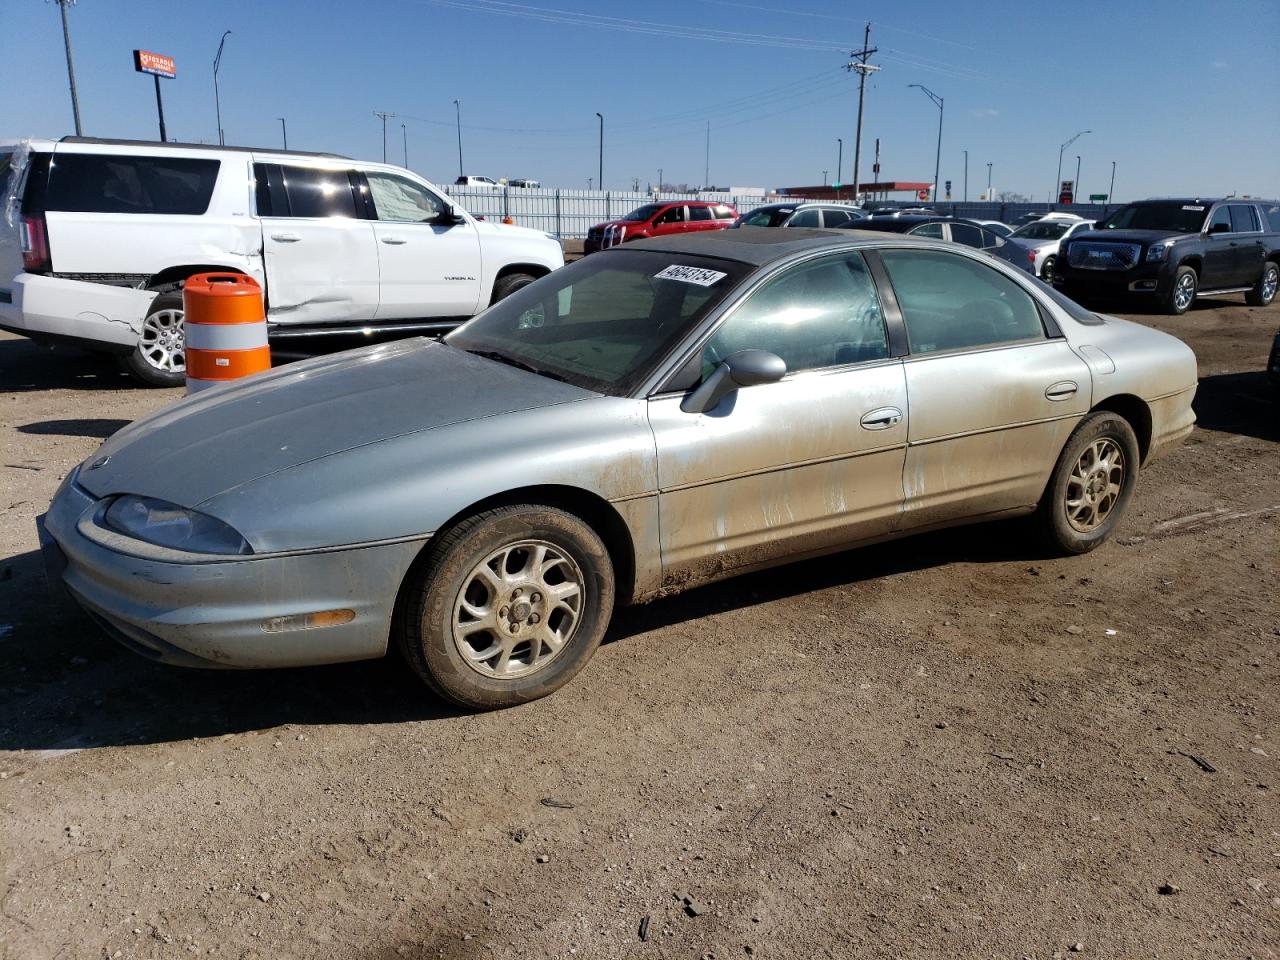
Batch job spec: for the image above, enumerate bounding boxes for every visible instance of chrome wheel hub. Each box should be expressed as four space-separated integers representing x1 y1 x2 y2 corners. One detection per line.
1173 274 1196 310
452 540 585 679
1263 266 1278 302
139 308 186 373
1065 438 1125 533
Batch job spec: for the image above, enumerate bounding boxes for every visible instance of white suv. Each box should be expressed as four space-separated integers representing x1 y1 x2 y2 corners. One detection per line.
0 138 563 385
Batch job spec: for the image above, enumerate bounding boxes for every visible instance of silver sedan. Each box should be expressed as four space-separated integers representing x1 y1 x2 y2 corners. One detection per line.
39 229 1198 709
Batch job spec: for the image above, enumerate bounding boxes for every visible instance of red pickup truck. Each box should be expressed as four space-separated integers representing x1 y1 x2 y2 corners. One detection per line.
585 201 737 254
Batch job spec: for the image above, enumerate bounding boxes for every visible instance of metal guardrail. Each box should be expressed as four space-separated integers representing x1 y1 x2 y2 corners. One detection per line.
439 186 1124 239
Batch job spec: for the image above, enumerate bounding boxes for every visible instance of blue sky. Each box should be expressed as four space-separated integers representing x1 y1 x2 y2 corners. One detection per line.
3 0 1277 200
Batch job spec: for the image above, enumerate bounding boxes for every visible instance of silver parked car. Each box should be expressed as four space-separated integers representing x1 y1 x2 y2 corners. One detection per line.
39 230 1198 709
1008 216 1095 282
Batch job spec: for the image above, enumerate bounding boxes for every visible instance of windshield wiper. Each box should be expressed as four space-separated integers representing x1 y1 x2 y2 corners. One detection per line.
463 348 571 383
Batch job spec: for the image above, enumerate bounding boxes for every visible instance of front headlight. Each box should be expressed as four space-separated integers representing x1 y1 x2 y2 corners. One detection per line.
1146 241 1174 262
103 495 252 555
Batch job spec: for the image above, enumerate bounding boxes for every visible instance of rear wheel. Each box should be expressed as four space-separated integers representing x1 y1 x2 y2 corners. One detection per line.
1037 412 1140 554
491 271 538 305
120 291 186 387
397 504 615 709
1040 254 1058 283
1165 265 1197 315
1245 261 1278 307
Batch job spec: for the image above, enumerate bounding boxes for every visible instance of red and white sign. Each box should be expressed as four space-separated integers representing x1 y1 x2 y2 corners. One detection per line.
133 49 176 79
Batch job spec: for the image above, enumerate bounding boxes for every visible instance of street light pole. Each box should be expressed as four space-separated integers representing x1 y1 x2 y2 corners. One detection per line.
823 170 828 186
963 149 968 202
402 123 408 168
213 30 231 146
837 138 843 185
1108 160 1116 203
705 120 710 190
908 84 944 204
1054 129 1090 206
278 117 287 150
55 0 83 135
596 112 604 191
658 168 663 194
986 162 993 201
453 100 464 177
1074 155 1082 204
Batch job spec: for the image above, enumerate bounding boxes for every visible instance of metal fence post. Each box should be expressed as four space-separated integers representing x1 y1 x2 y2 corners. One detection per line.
605 191 611 220
555 189 562 238
503 186 510 221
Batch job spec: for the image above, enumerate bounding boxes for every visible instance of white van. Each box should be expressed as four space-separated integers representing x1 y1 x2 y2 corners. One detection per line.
0 138 563 385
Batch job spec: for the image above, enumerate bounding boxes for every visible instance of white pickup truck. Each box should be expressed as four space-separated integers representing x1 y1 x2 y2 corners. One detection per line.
0 137 564 385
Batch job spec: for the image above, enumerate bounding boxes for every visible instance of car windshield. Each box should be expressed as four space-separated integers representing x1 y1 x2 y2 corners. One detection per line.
445 250 750 396
740 206 794 227
1097 203 1207 233
1011 221 1071 241
621 204 664 222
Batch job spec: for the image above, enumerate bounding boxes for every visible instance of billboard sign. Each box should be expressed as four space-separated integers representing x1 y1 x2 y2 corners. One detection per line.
133 50 176 79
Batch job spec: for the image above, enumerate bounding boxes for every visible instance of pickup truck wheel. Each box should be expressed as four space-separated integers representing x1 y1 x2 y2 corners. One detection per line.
119 292 186 388
1166 266 1197 315
491 272 538 305
1245 261 1278 307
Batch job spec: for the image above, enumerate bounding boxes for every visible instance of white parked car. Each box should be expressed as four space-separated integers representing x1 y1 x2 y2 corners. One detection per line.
1008 216 1095 282
0 138 563 385
454 175 503 190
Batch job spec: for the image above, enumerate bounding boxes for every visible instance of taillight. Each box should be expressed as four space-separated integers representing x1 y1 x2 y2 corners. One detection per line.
20 216 51 273
1027 248 1037 263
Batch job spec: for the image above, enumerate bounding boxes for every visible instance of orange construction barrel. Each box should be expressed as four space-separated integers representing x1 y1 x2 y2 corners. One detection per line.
182 273 270 394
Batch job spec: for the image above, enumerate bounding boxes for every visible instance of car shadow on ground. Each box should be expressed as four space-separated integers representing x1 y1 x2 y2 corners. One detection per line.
0 521 1046 753
1192 371 1278 443
0 337 135 392
17 419 132 439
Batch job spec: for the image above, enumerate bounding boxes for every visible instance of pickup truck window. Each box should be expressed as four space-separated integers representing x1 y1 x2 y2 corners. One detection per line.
1098 203 1206 233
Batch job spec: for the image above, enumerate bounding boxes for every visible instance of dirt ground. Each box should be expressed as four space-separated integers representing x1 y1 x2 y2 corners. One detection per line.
1 296 1277 960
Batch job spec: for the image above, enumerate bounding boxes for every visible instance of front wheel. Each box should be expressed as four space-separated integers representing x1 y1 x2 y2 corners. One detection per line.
490 271 538 305
119 291 186 387
1245 261 1278 307
1036 412 1141 554
1040 254 1057 283
397 504 615 709
1165 265 1197 315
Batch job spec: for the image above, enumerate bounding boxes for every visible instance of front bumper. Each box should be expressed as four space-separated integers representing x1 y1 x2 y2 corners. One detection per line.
1054 260 1171 301
0 273 155 350
40 474 426 669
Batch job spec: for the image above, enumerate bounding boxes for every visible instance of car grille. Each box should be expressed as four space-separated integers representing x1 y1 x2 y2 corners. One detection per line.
600 224 627 249
1066 241 1142 271
587 227 602 241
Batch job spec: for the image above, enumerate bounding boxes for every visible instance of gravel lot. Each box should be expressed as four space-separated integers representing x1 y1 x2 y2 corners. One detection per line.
1 296 1277 960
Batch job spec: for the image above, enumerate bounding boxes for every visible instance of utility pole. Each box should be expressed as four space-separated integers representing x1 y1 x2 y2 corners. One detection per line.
873 138 881 200
401 123 408 168
704 120 710 190
658 168 663 194
845 22 879 202
1108 160 1116 203
278 117 287 150
823 170 828 186
374 111 395 164
963 149 968 202
54 0 83 135
213 30 231 146
909 84 943 204
836 138 843 186
1054 129 1090 206
596 112 604 190
1075 155 1082 203
454 100 463 177
986 162 993 200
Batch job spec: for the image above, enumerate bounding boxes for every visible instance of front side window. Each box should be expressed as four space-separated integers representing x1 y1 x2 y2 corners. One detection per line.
44 153 220 215
1011 221 1071 241
446 250 749 395
910 222 945 239
702 253 888 375
741 206 792 227
1208 206 1232 233
1229 204 1260 233
366 171 446 222
654 206 685 225
280 166 357 218
880 249 1044 355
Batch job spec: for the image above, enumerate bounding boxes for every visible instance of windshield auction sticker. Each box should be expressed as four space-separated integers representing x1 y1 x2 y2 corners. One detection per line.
655 265 727 286
1181 205 1205 211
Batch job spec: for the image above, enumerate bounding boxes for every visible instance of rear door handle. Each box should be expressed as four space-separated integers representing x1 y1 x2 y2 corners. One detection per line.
1045 380 1079 401
270 232 301 243
860 406 903 430
380 236 407 245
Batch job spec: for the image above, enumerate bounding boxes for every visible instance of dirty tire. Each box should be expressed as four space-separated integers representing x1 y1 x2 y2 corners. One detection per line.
1037 412 1141 555
1165 265 1197 315
120 291 186 388
1245 260 1278 307
397 504 615 710
491 272 538 305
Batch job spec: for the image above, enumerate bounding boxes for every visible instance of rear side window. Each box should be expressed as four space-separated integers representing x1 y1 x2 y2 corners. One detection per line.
1261 204 1280 232
713 204 736 220
45 153 220 215
788 208 820 228
910 222 944 239
689 205 713 222
1229 205 1260 233
279 166 357 218
948 223 984 248
821 208 856 228
880 249 1044 354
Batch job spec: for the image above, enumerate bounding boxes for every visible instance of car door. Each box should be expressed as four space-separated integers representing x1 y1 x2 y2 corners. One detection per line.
363 169 483 320
1202 205 1237 288
648 251 909 581
687 205 718 234
875 247 1092 528
1228 204 1265 285
255 163 379 325
651 205 686 237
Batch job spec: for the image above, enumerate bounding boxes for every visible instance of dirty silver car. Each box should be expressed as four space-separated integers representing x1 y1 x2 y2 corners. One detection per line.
39 229 1198 709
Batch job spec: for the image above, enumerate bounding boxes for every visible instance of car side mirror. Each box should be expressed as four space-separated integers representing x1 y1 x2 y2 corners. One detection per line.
680 349 787 414
435 205 463 226
1208 221 1230 235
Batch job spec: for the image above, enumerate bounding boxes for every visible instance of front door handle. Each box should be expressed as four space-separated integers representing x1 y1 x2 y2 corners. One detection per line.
1045 380 1079 401
860 406 903 430
270 232 301 243
380 236 408 245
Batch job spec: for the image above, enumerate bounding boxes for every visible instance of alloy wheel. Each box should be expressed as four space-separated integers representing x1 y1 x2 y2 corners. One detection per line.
1173 273 1196 311
1263 265 1278 303
139 309 186 374
1065 437 1125 533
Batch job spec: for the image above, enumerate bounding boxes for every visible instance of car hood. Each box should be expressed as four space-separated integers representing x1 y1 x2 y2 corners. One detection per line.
1069 229 1194 245
76 339 593 506
591 220 647 231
